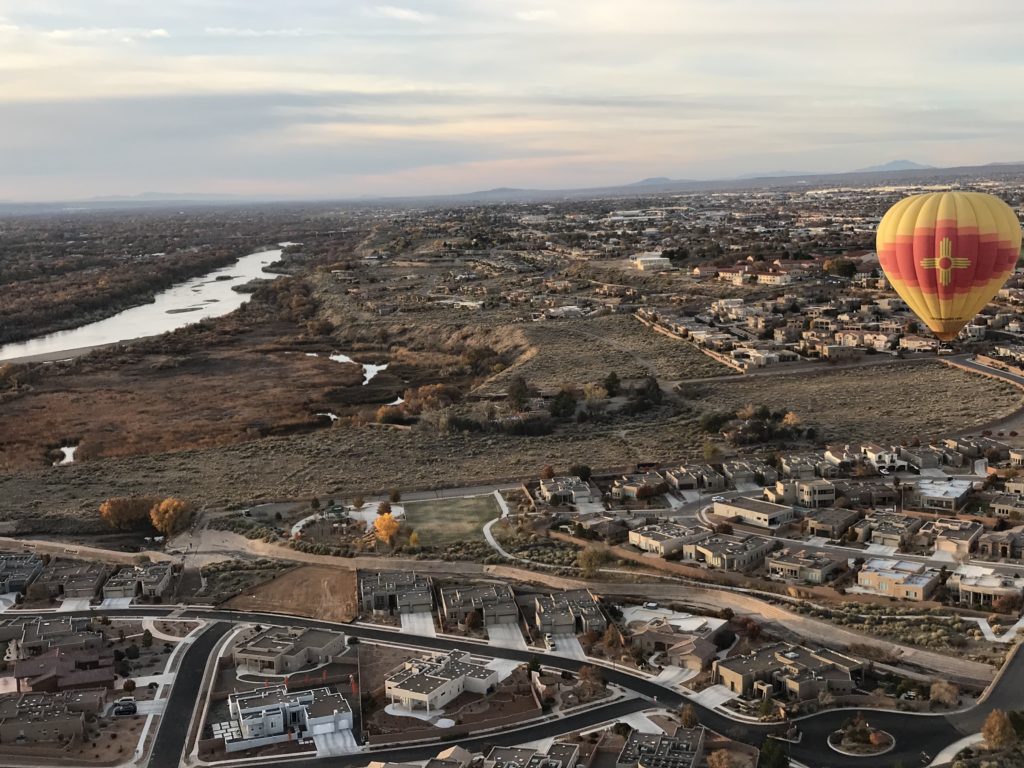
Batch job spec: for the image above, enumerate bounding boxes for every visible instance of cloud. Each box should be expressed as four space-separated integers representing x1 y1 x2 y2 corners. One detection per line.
369 5 436 23
203 27 317 38
515 9 556 22
44 27 168 43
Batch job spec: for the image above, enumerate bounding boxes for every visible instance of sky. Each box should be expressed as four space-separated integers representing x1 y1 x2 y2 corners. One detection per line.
0 0 1021 201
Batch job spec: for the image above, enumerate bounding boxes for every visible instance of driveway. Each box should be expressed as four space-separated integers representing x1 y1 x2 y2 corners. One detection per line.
651 666 697 688
487 622 528 650
549 634 586 660
689 684 738 709
313 728 359 756
400 612 436 638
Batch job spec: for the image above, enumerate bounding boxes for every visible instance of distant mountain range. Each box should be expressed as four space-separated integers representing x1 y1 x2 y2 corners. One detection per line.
3 160 1024 213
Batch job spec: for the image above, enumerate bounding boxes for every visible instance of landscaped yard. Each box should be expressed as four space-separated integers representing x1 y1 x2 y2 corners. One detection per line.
402 494 500 547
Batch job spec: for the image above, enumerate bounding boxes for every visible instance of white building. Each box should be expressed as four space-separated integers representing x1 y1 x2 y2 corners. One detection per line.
385 651 498 712
224 685 352 752
631 253 672 271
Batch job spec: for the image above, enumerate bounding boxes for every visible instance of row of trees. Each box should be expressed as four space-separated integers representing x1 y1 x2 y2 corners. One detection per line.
99 496 192 536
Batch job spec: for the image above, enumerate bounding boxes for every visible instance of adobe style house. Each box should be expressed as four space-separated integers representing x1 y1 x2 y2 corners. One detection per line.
712 643 861 701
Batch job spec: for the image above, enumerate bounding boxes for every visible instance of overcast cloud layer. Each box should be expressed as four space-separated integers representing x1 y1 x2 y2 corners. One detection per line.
0 0 1020 200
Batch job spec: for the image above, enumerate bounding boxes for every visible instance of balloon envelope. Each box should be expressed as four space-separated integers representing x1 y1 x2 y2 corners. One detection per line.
876 191 1021 340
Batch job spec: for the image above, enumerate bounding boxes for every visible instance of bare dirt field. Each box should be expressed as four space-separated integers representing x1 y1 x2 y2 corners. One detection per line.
689 360 1022 444
476 314 732 394
223 565 358 621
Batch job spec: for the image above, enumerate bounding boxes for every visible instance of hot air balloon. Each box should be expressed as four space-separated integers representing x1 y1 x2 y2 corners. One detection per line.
876 191 1021 341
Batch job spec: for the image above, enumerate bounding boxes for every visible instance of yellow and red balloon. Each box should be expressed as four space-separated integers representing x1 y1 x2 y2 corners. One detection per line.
876 191 1021 340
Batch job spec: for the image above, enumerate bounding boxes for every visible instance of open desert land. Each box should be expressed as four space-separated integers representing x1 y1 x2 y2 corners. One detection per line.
688 360 1023 444
475 314 734 394
223 565 357 622
3 359 1018 533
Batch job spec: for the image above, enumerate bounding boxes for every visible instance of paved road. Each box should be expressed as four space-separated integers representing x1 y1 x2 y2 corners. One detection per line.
148 620 232 768
41 605 1013 768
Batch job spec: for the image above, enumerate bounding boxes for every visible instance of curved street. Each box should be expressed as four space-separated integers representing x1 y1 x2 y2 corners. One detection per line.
30 604 1013 768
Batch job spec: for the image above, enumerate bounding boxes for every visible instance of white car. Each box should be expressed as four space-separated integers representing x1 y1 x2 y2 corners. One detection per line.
643 602 659 610
711 495 726 502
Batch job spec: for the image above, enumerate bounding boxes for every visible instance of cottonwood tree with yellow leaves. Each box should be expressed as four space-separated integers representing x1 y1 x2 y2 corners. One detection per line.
374 512 400 546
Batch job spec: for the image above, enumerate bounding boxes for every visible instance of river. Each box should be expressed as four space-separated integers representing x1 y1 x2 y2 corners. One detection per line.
0 245 289 363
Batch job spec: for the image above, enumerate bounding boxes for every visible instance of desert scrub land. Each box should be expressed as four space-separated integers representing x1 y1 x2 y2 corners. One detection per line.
402 494 500 546
476 314 733 394
195 559 292 605
690 360 1021 444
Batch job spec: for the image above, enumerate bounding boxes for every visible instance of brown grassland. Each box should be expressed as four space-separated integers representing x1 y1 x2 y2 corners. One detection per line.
223 565 358 621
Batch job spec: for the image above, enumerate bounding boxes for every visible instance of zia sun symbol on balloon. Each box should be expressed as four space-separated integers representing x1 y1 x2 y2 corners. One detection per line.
920 237 970 286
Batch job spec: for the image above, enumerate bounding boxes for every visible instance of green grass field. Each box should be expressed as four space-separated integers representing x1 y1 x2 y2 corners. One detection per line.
403 494 500 546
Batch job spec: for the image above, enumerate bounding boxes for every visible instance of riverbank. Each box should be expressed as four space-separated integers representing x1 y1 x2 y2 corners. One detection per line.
0 339 151 365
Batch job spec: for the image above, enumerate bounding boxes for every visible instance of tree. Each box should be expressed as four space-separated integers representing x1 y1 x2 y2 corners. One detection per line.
604 371 621 397
781 411 802 429
149 498 192 536
352 495 365 510
577 664 604 688
374 512 400 545
377 500 392 516
540 464 556 480
122 679 136 693
507 376 530 411
465 609 482 631
408 531 420 548
549 390 577 419
577 546 608 578
527 656 541 673
389 488 402 503
703 441 723 463
603 626 621 652
929 679 959 708
758 739 789 768
993 593 1023 615
99 497 155 530
758 697 774 718
141 630 153 648
745 619 762 640
707 751 737 768
569 464 592 482
715 522 734 535
125 644 140 660
983 709 1017 750
679 703 699 729
310 497 321 510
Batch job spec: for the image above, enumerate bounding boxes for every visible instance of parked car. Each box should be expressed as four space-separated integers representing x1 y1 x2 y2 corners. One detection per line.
643 602 659 610
113 703 137 716
711 495 726 502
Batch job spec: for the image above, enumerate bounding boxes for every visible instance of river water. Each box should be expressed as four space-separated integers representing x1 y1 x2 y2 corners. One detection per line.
0 245 288 362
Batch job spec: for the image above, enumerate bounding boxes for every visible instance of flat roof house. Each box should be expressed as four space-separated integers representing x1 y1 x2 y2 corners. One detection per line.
439 584 519 627
916 518 984 557
990 494 1024 520
538 476 592 505
857 558 940 601
629 523 711 557
385 650 498 713
13 648 114 693
0 554 42 594
804 507 861 539
909 479 973 513
26 559 109 601
681 533 773 572
359 572 434 616
947 566 1024 608
19 617 105 657
101 563 175 600
0 689 106 745
628 617 721 671
485 742 579 768
766 549 844 584
533 589 606 635
713 497 795 529
225 684 352 752
615 727 706 768
978 525 1024 560
852 511 922 548
233 627 346 674
611 472 667 500
712 643 861 701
